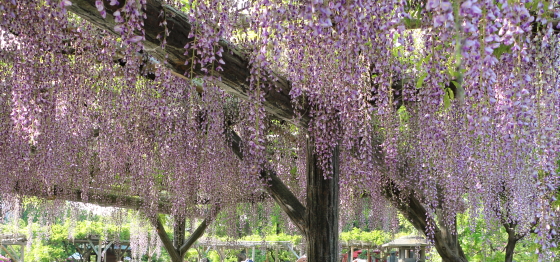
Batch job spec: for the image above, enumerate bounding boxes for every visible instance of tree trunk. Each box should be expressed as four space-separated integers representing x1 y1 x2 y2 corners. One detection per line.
173 216 186 257
154 216 211 262
503 222 521 262
383 180 468 262
154 217 183 262
504 236 517 262
435 210 467 262
305 140 340 262
180 218 210 256
62 2 463 261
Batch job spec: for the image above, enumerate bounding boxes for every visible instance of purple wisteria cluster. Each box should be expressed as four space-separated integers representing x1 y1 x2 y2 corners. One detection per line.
0 0 256 229
0 0 559 257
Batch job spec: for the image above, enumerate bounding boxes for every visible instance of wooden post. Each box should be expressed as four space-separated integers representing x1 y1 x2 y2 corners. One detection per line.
217 247 225 262
97 238 102 262
196 247 203 261
101 241 113 262
305 140 340 262
252 246 255 261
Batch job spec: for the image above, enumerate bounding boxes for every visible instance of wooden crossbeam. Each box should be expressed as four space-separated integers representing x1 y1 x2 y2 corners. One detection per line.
68 0 307 127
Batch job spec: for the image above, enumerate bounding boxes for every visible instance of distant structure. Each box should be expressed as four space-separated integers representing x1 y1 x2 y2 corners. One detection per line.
0 234 26 262
381 235 429 262
66 235 130 262
195 239 302 262
340 241 382 262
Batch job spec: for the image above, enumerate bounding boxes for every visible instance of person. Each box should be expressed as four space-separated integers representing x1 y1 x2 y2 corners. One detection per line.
296 255 307 262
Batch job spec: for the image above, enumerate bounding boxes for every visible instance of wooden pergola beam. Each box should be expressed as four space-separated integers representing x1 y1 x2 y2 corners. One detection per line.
11 186 174 213
67 0 306 126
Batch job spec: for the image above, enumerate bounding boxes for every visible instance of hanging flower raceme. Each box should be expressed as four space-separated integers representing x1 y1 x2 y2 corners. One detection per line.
0 0 559 258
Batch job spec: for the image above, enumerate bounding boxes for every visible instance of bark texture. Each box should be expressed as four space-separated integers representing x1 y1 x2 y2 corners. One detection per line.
154 217 182 262
383 180 468 262
503 222 524 262
154 216 210 262
305 141 340 262
180 218 210 256
173 217 186 257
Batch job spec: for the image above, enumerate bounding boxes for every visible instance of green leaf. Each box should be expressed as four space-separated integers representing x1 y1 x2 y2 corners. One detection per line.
451 80 460 91
403 17 421 29
493 44 513 59
443 87 454 109
443 92 450 109
416 72 428 88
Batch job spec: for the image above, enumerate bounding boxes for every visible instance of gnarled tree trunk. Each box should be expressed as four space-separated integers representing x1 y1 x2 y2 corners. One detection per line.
384 180 468 262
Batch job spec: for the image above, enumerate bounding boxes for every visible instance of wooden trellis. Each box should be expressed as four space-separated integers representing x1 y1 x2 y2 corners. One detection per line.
67 235 130 262
340 241 383 262
195 239 303 262
0 234 26 262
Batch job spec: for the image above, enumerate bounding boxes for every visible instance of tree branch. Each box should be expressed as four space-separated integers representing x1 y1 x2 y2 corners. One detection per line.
262 169 307 234
11 186 174 213
154 216 182 262
383 179 467 262
226 128 307 234
179 219 209 256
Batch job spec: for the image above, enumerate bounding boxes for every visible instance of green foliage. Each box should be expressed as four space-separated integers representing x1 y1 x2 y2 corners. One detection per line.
184 249 200 262
0 206 133 262
396 213 417 237
208 250 221 262
0 220 72 262
27 241 68 262
443 86 454 109
340 228 391 246
416 72 428 89
457 218 506 262
456 212 541 262
492 44 513 59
